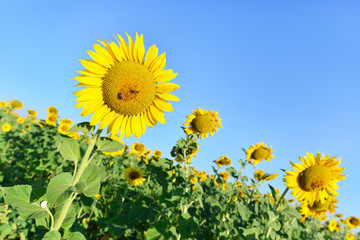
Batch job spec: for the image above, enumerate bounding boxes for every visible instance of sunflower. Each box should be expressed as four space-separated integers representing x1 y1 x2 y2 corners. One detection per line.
17 117 26 124
219 171 229 182
47 106 58 115
246 142 274 165
28 109 37 118
124 166 146 186
129 142 146 155
264 173 279 181
214 156 232 168
46 113 58 126
328 219 338 232
254 169 266 180
346 216 360 229
153 150 162 158
1 123 13 132
346 233 355 240
0 101 7 107
58 122 72 135
9 100 23 110
299 195 338 220
183 108 222 139
284 152 346 204
73 33 179 138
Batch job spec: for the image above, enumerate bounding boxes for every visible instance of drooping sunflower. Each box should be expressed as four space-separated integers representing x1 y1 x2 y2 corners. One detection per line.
254 169 266 180
183 108 222 139
299 195 338 220
246 142 274 165
284 152 346 205
73 33 179 138
124 166 146 186
346 216 360 229
214 156 232 168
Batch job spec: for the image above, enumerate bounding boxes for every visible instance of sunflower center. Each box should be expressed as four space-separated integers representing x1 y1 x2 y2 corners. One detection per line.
308 200 332 212
134 144 145 152
297 165 331 192
191 115 216 133
350 218 359 225
129 171 140 180
102 61 156 116
251 148 269 160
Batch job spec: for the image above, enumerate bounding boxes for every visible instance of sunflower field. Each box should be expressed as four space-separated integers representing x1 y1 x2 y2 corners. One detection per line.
1 34 360 240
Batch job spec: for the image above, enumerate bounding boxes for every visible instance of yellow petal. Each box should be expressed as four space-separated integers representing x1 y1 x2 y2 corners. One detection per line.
72 76 102 86
154 98 173 112
79 60 107 75
119 115 128 139
99 111 117 130
134 33 145 63
144 45 158 67
116 34 129 60
80 101 103 116
155 70 177 82
125 33 135 61
125 115 132 137
157 92 180 101
93 44 114 66
87 50 111 68
157 82 180 93
150 105 166 124
131 114 142 138
145 110 156 127
90 105 110 126
76 70 103 77
111 115 124 137
109 41 125 61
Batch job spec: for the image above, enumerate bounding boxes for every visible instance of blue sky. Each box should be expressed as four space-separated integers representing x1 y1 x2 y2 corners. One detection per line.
1 1 359 219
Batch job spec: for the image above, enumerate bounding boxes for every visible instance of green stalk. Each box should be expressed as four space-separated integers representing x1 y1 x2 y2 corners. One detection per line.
274 187 289 211
52 129 101 231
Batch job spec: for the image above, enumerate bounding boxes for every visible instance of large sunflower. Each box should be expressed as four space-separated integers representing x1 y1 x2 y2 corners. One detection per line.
183 108 222 139
284 152 346 205
246 142 274 165
73 33 179 138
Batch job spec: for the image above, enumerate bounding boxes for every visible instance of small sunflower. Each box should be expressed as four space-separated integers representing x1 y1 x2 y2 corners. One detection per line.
299 195 338 220
17 117 26 124
129 142 146 155
214 156 232 168
328 219 338 232
219 171 229 182
346 233 355 240
124 166 146 186
246 142 274 165
1 123 13 132
254 169 266 180
47 106 58 115
0 101 7 107
153 150 162 158
264 173 279 181
9 100 23 110
183 108 222 139
284 152 346 204
46 113 58 126
58 122 72 135
73 33 179 138
346 216 360 229
28 109 37 118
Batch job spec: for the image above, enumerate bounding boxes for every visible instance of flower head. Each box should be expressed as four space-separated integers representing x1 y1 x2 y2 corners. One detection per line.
0 101 7 107
214 156 232 168
346 216 360 229
284 152 346 204
47 106 58 115
246 142 274 165
9 100 23 110
124 166 146 186
1 123 13 132
27 109 37 118
299 195 338 220
73 33 179 138
46 113 58 126
183 108 222 139
328 219 338 232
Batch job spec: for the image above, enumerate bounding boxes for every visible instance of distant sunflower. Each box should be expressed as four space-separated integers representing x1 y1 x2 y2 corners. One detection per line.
73 33 179 138
129 142 146 155
9 100 23 110
254 170 266 180
0 101 7 107
346 216 360 229
246 142 274 165
1 123 13 132
17 117 26 124
284 152 346 205
183 108 222 139
328 219 337 232
28 109 37 118
153 150 162 157
46 113 58 126
47 106 58 115
214 156 232 168
124 166 146 186
299 195 337 220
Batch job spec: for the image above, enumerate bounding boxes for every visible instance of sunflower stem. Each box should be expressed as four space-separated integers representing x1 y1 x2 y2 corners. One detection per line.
53 129 101 231
274 187 289 212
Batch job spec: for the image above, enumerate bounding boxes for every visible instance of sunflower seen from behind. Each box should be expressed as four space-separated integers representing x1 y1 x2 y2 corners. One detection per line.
183 108 222 139
284 152 346 205
246 142 274 165
73 33 179 138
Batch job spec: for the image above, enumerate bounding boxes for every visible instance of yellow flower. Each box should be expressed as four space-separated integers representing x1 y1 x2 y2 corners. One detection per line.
37 120 45 128
143 149 152 158
124 166 146 186
58 122 72 135
254 170 266 180
246 142 274 165
320 215 328 221
27 109 37 118
284 152 346 204
95 194 101 199
47 106 58 115
60 119 73 125
346 216 360 229
73 33 179 138
190 176 198 184
222 184 227 190
17 117 26 124
299 196 338 220
9 100 23 109
46 113 58 126
183 108 222 139
346 233 355 240
129 142 146 155
219 172 229 182
0 101 7 107
214 156 232 168
328 219 337 232
192 186 197 191
68 132 80 140
109 161 114 167
235 181 242 188
25 124 30 130
153 150 162 157
1 123 13 132
264 173 279 181
335 213 343 218
170 169 175 175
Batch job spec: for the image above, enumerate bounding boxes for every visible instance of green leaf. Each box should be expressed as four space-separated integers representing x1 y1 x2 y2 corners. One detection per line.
226 167 238 177
79 164 100 197
68 122 95 134
178 216 199 238
42 230 61 240
0 224 12 238
268 184 278 202
46 173 73 207
74 181 86 193
96 137 123 152
145 221 168 240
59 136 81 163
2 185 47 220
68 232 87 240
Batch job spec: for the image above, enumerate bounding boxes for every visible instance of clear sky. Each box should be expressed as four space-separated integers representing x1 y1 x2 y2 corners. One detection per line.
1 1 359 219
